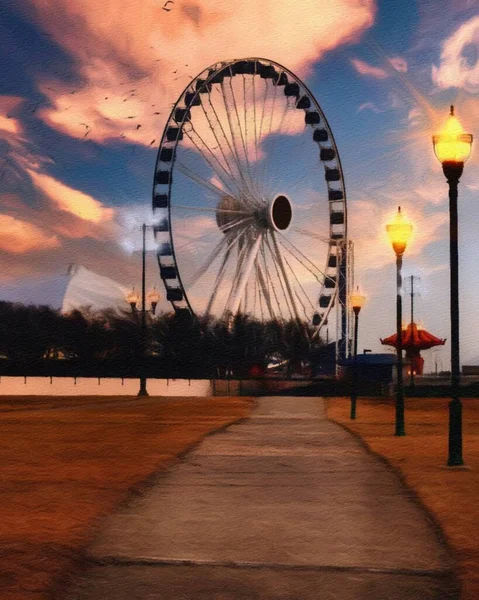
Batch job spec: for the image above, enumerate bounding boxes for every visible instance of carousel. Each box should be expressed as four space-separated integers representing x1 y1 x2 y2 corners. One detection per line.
381 322 446 376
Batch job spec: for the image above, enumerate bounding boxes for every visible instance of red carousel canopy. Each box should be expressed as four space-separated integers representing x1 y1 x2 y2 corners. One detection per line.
381 322 446 351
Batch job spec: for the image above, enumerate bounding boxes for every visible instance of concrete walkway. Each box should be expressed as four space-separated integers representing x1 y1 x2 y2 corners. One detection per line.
64 398 458 599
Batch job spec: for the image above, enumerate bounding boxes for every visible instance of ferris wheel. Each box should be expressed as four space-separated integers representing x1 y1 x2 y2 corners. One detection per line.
152 57 348 349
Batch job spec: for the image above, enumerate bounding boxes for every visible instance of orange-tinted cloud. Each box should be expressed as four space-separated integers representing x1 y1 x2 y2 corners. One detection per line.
29 0 376 146
350 58 389 79
26 169 115 223
389 56 408 73
432 15 479 92
0 213 60 254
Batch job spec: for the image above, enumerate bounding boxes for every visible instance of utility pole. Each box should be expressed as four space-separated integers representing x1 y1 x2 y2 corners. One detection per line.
138 224 149 397
406 275 420 388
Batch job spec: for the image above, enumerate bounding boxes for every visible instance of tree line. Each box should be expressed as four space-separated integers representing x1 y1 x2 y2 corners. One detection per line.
0 301 326 378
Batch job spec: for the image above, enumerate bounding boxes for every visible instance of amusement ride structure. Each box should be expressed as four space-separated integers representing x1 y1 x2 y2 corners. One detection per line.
151 58 353 364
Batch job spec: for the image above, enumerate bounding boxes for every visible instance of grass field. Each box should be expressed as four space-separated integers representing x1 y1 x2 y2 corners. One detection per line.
327 396 479 600
0 395 254 600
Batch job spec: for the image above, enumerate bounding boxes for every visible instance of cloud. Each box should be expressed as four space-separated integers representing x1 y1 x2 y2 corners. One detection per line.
0 213 60 254
350 58 389 79
26 169 115 224
28 0 376 146
388 56 408 73
349 198 448 274
432 15 479 92
357 102 383 113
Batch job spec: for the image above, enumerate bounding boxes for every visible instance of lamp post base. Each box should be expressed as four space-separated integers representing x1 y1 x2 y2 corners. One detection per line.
350 393 357 419
137 377 149 397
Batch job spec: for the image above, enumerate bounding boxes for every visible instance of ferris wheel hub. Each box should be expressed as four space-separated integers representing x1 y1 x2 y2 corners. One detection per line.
269 194 292 231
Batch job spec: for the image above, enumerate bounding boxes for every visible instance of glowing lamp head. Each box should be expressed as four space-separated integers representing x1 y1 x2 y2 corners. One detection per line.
350 286 366 315
147 287 160 314
386 206 413 257
432 105 473 164
126 287 140 311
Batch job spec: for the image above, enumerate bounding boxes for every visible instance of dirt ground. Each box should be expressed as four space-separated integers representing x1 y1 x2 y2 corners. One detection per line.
327 396 479 600
0 395 254 600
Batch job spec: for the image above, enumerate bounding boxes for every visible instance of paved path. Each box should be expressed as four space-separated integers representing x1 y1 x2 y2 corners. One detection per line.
64 398 458 599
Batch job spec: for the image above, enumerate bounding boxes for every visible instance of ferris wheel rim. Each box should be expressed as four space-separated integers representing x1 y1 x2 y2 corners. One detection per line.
152 57 347 329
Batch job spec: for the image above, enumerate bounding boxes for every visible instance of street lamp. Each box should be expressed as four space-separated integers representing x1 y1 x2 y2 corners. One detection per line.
126 287 140 313
349 286 366 419
126 287 160 315
433 105 473 466
386 206 413 436
147 287 160 315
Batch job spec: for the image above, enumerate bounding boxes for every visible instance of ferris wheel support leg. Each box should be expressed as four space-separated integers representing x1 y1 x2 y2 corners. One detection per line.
228 233 263 318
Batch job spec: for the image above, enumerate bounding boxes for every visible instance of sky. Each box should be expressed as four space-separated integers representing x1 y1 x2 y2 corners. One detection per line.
1 0 479 370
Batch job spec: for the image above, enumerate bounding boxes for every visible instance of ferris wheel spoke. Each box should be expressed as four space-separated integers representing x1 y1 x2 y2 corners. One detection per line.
252 71 259 165
205 241 238 316
188 231 233 288
256 260 276 320
173 215 254 254
176 160 235 200
204 87 255 203
260 240 281 320
220 79 256 204
242 75 262 200
223 230 252 317
182 124 240 198
228 230 263 318
264 233 295 321
174 205 253 216
276 231 327 281
290 226 332 245
228 75 256 200
258 91 289 196
198 90 240 186
281 250 316 318
269 232 301 322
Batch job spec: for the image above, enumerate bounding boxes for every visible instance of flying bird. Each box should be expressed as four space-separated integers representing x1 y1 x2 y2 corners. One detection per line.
154 112 161 115
173 70 178 74
83 129 90 138
126 116 137 119
162 0 174 11
136 124 141 129
150 139 156 146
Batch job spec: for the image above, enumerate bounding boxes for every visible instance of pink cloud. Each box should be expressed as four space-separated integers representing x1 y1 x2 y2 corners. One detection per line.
0 213 60 254
28 0 376 146
389 56 408 73
26 169 115 224
350 58 389 79
432 15 479 92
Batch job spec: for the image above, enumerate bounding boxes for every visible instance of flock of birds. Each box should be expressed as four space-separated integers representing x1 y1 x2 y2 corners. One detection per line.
0 0 196 181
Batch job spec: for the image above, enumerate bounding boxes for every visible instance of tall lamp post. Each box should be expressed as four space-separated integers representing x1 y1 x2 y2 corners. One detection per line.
433 105 473 466
350 286 366 419
386 207 413 437
126 223 160 397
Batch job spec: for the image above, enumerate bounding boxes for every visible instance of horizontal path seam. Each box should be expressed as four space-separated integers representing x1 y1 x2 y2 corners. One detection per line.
85 555 455 578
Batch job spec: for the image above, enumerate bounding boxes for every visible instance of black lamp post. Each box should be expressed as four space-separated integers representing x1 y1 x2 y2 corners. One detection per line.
126 224 160 398
350 286 365 419
433 105 473 466
386 206 413 437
